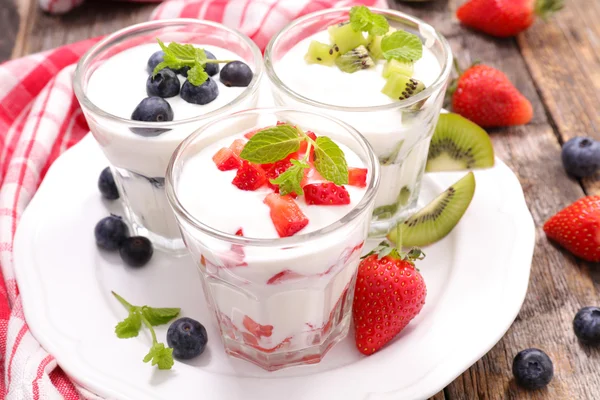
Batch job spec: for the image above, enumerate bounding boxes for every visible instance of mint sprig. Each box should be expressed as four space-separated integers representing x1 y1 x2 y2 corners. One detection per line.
349 6 389 36
270 159 310 196
381 31 423 63
239 125 303 163
313 136 348 185
112 291 180 370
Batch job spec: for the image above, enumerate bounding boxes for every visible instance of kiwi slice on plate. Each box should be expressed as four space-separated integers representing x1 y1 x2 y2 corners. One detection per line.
382 73 426 101
382 59 414 79
387 172 475 247
335 46 374 73
328 22 367 54
305 41 340 66
426 113 495 172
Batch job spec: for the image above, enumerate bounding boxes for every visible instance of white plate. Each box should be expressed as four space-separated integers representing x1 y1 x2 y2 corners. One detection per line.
14 134 534 400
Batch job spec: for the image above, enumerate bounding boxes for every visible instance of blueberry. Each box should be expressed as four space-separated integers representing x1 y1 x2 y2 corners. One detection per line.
98 167 119 200
573 306 600 345
220 61 253 87
561 137 600 178
119 236 153 267
131 97 174 128
204 50 219 77
512 348 553 390
180 78 219 105
95 215 129 251
146 69 180 98
147 51 165 74
177 66 191 77
167 317 208 360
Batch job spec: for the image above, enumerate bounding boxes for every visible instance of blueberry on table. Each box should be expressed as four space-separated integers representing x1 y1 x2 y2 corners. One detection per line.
561 136 600 178
119 236 153 267
98 167 119 200
146 69 181 98
95 215 129 251
147 50 165 74
203 50 219 77
167 317 208 360
512 348 553 390
131 97 174 123
180 78 219 105
220 61 253 87
573 306 600 345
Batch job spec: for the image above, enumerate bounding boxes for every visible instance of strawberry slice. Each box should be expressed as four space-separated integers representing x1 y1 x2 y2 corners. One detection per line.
304 183 351 205
267 269 303 284
299 131 317 154
348 167 367 188
263 158 294 192
243 315 273 338
232 161 266 191
263 193 309 237
229 138 246 156
213 148 241 171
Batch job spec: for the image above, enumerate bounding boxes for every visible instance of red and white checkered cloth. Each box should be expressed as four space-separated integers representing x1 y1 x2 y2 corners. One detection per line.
0 0 387 399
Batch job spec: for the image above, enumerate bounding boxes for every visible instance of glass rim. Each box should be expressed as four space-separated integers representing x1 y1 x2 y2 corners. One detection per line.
73 18 264 128
165 107 381 247
264 7 453 112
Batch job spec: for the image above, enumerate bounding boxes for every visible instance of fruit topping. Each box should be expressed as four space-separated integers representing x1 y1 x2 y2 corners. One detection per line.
131 97 174 123
213 147 241 171
146 68 180 98
243 315 273 338
264 158 294 192
299 131 317 154
305 41 340 66
382 58 414 78
304 183 351 205
220 61 253 87
167 317 208 360
335 45 374 73
266 270 304 285
388 172 476 247
561 137 600 178
98 167 119 200
353 242 426 355
119 236 153 267
382 73 425 101
203 50 220 77
232 160 266 191
348 167 367 187
180 77 219 105
426 113 495 172
263 193 309 237
328 22 367 54
229 138 246 156
146 50 165 74
512 348 554 390
95 215 129 251
573 306 600 345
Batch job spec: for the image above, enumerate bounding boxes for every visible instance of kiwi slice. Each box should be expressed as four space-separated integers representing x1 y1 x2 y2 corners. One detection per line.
335 46 374 73
366 27 397 60
328 22 367 54
387 172 476 247
426 113 495 172
382 73 426 101
305 41 340 66
382 59 414 79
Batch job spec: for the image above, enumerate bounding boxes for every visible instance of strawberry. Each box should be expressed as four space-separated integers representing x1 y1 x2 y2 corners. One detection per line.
304 183 351 205
452 64 533 128
263 158 294 191
299 131 317 154
232 161 266 191
543 196 600 262
456 0 563 38
263 193 309 237
212 147 241 171
267 269 303 284
353 243 426 355
243 315 273 338
348 167 368 188
229 138 246 156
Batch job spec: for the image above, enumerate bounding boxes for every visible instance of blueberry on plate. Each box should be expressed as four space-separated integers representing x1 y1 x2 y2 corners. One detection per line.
119 236 153 267
180 78 219 105
573 306 600 345
512 348 553 390
561 136 600 178
98 167 119 200
95 215 129 251
146 69 181 98
220 61 253 87
147 51 165 74
167 317 208 359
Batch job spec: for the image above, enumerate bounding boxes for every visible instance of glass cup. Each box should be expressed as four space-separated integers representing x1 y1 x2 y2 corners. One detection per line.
166 108 380 371
74 19 263 252
264 8 452 237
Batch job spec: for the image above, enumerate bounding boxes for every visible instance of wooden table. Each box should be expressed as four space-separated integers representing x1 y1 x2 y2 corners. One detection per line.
2 0 599 398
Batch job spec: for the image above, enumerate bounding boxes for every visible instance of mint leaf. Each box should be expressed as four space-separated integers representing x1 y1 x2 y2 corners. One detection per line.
159 39 197 62
349 6 389 36
240 124 302 164
143 343 174 370
186 61 209 86
115 309 142 338
381 31 423 63
270 159 310 196
141 306 180 326
313 137 348 185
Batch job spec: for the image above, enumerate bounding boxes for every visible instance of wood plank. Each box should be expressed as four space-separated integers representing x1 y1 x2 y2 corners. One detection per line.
0 0 21 62
430 391 446 400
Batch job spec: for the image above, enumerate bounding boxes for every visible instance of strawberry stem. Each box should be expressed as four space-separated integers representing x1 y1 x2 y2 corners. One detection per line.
534 0 564 19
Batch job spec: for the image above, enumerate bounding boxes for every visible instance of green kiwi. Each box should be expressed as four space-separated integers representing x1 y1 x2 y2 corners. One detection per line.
381 73 426 101
304 41 340 66
366 27 397 60
387 172 476 247
328 22 367 54
426 113 495 172
335 46 374 73
382 59 414 79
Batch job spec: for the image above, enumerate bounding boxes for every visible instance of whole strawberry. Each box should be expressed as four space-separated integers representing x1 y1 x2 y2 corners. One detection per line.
543 196 600 262
457 0 563 38
452 64 533 128
353 243 426 355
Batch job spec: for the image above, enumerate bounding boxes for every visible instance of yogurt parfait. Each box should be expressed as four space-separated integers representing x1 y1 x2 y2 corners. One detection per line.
265 7 452 236
166 109 380 370
74 19 263 251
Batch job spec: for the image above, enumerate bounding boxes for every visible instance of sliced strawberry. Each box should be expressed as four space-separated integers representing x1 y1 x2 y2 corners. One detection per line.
244 129 259 139
232 161 266 191
242 333 292 353
213 148 241 171
229 138 246 156
304 183 351 205
243 315 273 338
263 158 294 191
267 269 303 284
306 167 324 182
299 131 317 154
263 193 309 237
348 167 368 188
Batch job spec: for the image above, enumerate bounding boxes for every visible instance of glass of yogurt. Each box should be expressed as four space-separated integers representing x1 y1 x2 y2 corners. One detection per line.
264 7 452 237
166 108 380 370
74 19 263 252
